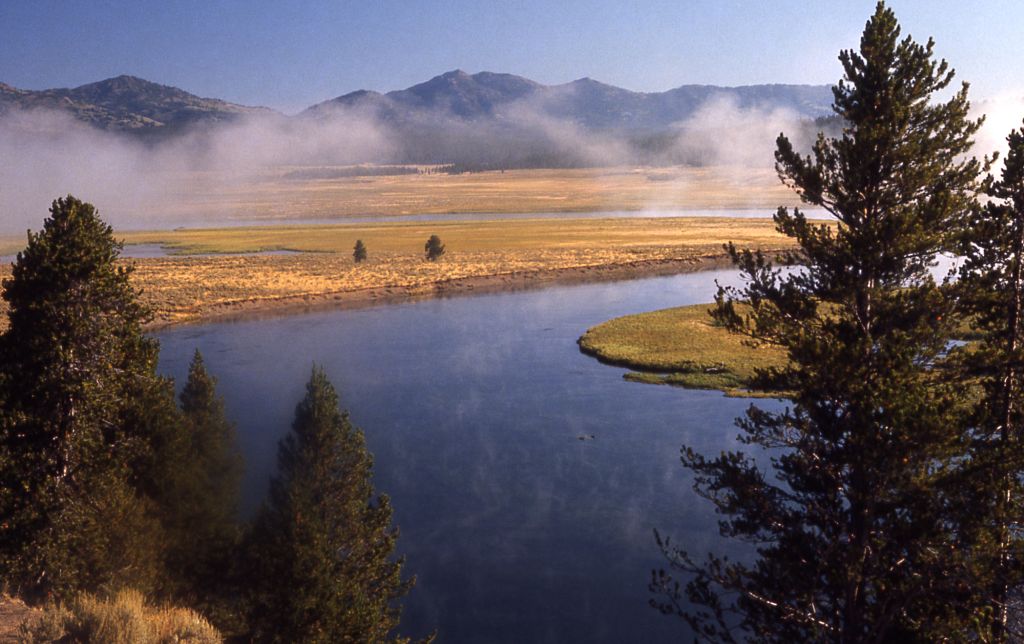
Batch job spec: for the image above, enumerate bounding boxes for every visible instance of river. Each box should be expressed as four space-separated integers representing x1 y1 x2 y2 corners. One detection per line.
155 268 781 642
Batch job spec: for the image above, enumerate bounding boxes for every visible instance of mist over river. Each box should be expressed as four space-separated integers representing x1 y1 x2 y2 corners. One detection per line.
156 269 781 642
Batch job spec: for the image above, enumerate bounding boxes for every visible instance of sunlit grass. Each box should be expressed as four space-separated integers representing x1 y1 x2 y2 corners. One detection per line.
578 303 787 396
120 165 797 223
116 215 789 255
0 216 799 329
20 588 220 643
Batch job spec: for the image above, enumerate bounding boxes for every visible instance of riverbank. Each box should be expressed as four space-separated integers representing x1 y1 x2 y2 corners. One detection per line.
0 216 796 330
143 253 748 329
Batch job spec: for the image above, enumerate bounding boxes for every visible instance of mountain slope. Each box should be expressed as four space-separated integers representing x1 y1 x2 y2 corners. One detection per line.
0 75 273 134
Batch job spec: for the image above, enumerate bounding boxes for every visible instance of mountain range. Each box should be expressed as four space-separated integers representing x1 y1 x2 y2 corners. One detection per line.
0 71 832 135
305 70 833 132
0 71 835 167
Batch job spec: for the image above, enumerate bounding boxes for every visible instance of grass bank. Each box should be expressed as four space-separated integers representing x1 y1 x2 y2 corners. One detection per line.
0 216 797 329
578 303 787 397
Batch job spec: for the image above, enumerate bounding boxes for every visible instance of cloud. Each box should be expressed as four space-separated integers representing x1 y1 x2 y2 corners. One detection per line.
971 94 1024 166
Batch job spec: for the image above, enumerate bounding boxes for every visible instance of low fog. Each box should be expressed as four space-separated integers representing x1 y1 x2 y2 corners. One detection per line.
0 104 395 233
2 93 1023 234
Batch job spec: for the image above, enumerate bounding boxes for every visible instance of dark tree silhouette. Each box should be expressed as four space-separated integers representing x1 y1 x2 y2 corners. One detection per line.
652 4 987 640
353 239 368 264
954 120 1024 641
246 367 414 643
424 235 445 261
0 196 169 600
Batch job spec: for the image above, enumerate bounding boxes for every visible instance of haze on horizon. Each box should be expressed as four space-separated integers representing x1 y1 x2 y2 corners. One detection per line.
2 1 1024 235
2 1 1022 113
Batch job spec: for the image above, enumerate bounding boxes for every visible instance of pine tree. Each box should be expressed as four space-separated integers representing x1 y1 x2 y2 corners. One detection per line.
353 239 368 264
0 196 166 600
424 235 445 262
954 120 1024 640
246 367 413 643
651 4 985 640
159 350 243 626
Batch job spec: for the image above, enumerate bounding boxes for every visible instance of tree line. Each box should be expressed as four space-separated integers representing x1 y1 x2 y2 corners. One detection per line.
652 2 1024 641
0 197 420 641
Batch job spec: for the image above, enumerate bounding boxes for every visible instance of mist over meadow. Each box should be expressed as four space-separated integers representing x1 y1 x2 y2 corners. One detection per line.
1 81 1020 233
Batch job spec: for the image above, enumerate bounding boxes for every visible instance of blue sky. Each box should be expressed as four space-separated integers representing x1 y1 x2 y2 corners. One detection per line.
2 1 1021 113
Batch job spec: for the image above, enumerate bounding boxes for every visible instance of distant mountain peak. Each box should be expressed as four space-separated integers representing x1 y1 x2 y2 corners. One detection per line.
77 74 171 92
0 75 271 135
340 89 383 100
107 74 149 84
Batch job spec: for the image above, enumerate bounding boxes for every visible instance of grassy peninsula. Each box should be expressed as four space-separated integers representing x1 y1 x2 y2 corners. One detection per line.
578 303 787 396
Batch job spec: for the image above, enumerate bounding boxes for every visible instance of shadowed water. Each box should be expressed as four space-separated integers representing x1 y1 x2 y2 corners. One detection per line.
155 270 781 642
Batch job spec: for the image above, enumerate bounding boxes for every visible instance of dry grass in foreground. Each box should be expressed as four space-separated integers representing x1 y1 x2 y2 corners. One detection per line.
0 216 797 329
19 588 220 643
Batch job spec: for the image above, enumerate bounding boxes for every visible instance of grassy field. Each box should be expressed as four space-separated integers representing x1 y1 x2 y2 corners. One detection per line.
578 303 788 396
26 165 795 225
116 216 788 254
0 216 797 329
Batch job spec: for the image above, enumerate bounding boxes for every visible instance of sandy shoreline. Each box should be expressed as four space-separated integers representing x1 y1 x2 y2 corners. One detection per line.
143 253 740 331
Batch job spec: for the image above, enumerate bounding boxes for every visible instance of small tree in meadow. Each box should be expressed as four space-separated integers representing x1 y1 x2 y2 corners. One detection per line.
353 239 367 264
424 235 445 262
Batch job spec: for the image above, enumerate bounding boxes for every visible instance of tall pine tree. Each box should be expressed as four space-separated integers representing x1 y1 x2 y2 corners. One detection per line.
651 4 986 640
158 350 243 626
954 120 1024 640
246 367 413 643
0 196 167 600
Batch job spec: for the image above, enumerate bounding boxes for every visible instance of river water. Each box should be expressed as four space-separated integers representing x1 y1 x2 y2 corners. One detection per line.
155 269 781 642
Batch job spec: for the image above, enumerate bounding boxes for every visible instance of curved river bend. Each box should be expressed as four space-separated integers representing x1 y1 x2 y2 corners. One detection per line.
156 269 780 643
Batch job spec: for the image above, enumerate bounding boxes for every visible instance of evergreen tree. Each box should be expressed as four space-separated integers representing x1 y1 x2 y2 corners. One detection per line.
353 239 368 264
160 350 243 626
954 120 1024 640
424 235 445 261
246 367 413 643
0 196 167 600
651 4 985 640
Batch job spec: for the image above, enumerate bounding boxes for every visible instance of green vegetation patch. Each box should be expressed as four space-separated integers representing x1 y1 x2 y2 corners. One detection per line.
578 303 787 396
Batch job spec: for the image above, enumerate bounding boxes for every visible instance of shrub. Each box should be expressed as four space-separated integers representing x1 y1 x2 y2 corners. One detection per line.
20 588 221 643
